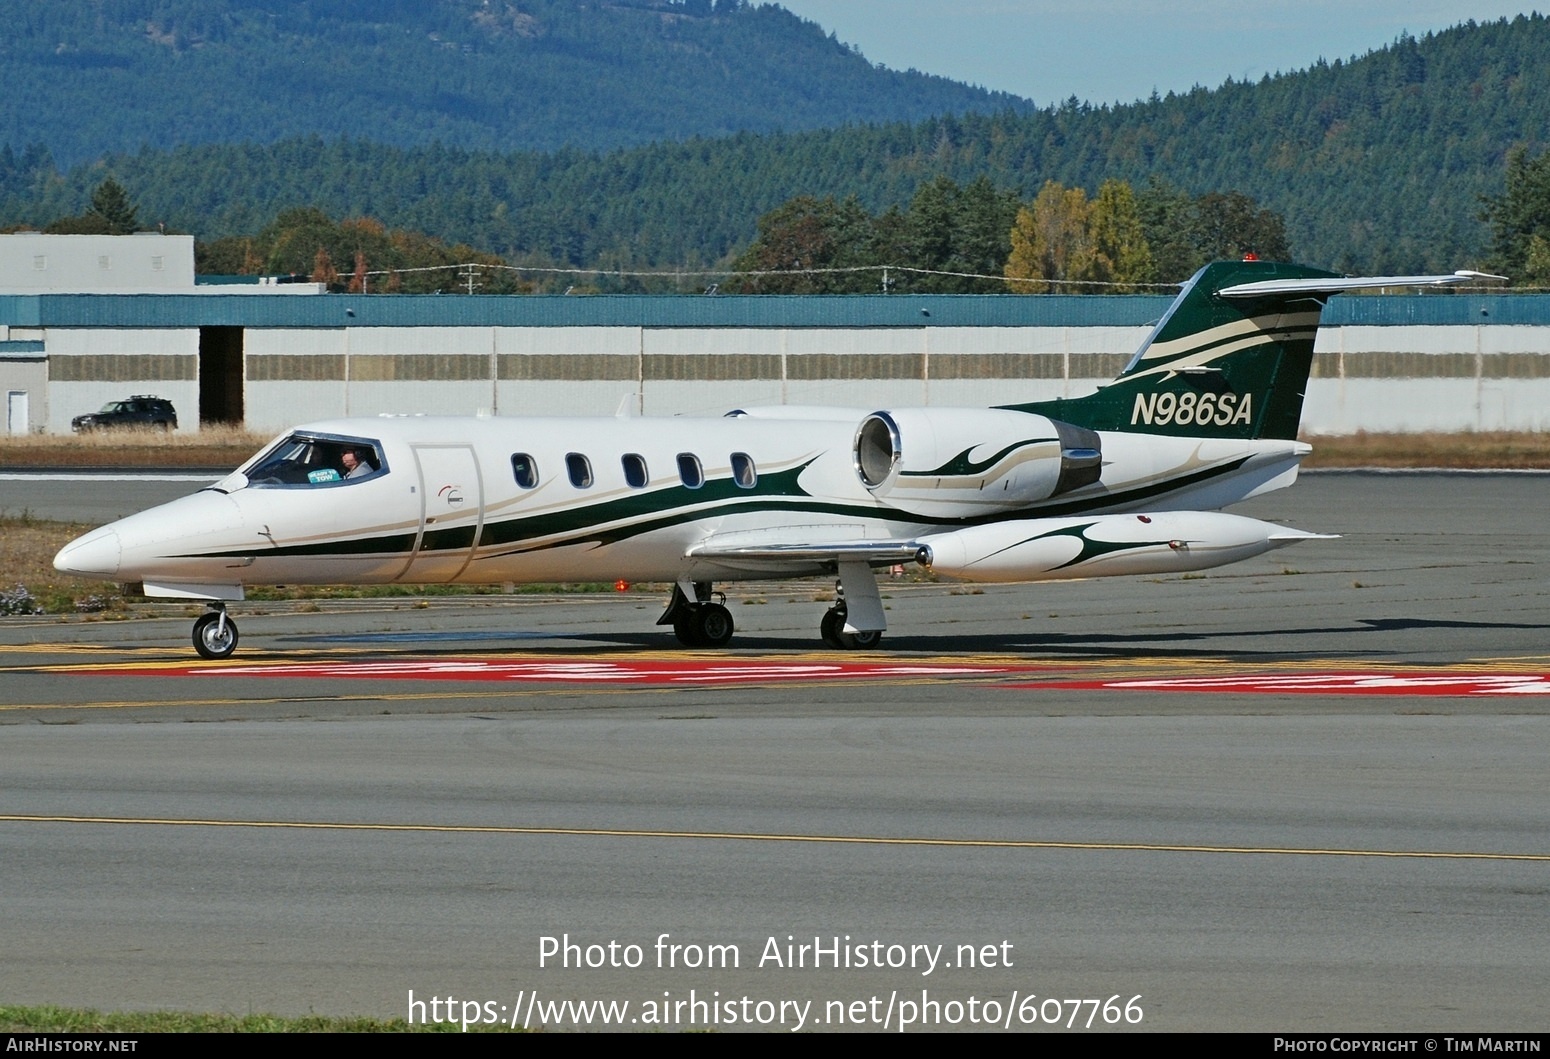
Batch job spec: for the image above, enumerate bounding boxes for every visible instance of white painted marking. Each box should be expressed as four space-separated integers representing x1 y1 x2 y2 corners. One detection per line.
0 472 217 482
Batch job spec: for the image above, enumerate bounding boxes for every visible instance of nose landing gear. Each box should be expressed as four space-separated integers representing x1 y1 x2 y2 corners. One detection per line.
192 604 239 660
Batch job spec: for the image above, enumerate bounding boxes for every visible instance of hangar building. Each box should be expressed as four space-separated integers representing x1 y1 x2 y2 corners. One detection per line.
3 234 1546 436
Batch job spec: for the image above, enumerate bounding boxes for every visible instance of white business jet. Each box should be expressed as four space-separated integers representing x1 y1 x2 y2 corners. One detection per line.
55 259 1494 658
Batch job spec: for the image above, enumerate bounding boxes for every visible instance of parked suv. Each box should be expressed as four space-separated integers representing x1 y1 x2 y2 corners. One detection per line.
72 395 178 432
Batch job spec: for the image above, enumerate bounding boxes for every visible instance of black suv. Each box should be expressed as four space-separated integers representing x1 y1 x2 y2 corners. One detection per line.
72 395 178 432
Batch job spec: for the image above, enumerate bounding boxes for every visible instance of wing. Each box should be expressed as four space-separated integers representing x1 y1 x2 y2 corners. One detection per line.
686 531 921 571
684 530 921 635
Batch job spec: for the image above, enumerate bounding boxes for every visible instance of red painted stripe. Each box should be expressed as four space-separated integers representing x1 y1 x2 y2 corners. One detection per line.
72 660 1550 695
90 658 1047 685
1016 674 1550 696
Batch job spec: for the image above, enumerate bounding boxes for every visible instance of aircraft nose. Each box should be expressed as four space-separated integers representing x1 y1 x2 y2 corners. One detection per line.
54 528 122 577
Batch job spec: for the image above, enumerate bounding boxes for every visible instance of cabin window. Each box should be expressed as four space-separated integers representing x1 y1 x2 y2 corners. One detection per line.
243 433 385 488
676 453 704 489
731 452 757 489
566 452 594 489
622 453 649 488
511 453 539 489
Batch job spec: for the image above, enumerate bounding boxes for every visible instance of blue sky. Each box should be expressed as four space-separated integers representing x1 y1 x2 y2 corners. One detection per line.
775 1 1541 106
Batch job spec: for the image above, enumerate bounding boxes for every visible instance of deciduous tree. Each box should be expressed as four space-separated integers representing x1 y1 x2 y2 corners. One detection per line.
1004 180 1095 292
1088 179 1154 290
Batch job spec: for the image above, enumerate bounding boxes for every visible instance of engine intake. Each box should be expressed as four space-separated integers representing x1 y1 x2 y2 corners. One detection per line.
853 408 1102 517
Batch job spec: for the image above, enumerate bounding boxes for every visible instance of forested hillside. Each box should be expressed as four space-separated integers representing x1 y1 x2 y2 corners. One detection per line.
0 0 1024 165
3 14 1546 275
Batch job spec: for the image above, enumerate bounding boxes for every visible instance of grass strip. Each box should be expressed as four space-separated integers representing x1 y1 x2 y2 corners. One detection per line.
0 1004 506 1032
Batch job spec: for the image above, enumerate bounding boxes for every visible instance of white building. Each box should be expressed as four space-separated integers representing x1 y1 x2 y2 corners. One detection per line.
2 233 1546 436
0 232 196 294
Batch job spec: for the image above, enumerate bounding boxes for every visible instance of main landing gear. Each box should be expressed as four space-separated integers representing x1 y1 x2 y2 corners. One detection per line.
820 602 882 650
658 582 735 647
192 603 239 660
820 559 887 649
819 571 883 649
660 563 888 650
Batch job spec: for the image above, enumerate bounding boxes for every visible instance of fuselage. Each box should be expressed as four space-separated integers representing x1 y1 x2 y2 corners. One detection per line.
54 407 1310 601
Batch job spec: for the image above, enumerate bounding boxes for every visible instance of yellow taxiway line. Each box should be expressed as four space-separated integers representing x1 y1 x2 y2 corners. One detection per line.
1 813 1545 863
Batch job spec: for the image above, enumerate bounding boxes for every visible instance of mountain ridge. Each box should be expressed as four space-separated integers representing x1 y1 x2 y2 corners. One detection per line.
1 0 1030 166
3 11 1546 274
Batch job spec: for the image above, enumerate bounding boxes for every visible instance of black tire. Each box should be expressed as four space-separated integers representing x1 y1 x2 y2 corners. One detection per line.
820 607 881 649
820 607 845 648
843 628 883 650
672 613 702 647
192 612 239 659
694 603 734 647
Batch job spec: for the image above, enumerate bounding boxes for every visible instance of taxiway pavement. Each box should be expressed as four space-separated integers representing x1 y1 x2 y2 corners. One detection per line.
1 472 1546 1031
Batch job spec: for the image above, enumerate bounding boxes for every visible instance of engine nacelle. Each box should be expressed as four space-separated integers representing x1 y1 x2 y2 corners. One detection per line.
916 511 1323 583
853 408 1101 518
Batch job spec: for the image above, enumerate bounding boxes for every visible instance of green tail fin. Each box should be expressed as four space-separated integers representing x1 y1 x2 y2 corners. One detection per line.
1003 260 1343 441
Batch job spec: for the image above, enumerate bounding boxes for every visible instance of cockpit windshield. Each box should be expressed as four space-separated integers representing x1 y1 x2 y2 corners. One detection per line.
232 433 387 489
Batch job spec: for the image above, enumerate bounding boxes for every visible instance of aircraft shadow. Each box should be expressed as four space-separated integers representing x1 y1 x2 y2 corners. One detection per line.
284 615 1549 665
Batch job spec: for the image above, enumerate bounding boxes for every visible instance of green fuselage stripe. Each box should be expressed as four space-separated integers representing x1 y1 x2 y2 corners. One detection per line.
170 457 1251 563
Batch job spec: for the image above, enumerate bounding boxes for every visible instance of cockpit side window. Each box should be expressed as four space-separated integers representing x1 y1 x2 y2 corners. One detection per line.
243 434 386 488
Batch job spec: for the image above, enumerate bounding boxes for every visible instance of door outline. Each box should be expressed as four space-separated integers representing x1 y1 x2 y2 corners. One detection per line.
402 444 484 582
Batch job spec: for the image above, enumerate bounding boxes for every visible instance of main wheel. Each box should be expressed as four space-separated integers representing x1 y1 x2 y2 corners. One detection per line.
843 627 883 650
192 612 239 659
672 613 702 647
694 603 735 647
820 607 845 648
820 607 881 650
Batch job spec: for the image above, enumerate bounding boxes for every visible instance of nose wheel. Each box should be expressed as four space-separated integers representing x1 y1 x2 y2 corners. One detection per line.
192 606 239 660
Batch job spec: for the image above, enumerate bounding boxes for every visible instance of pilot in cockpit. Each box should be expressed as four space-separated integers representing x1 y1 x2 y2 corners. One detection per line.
244 435 382 487
341 447 374 479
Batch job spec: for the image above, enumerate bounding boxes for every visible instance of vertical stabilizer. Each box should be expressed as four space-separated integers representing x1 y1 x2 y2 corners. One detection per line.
1004 260 1342 440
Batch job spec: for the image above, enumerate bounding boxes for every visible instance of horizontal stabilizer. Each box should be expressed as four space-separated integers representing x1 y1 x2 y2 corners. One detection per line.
1218 271 1505 298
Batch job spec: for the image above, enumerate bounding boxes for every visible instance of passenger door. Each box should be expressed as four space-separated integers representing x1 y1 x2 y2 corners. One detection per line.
403 445 484 583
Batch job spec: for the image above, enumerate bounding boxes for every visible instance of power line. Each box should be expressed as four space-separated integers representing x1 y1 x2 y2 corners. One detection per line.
363 261 1184 290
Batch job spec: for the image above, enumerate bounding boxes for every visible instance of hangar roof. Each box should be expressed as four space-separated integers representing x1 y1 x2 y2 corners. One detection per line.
0 291 1538 329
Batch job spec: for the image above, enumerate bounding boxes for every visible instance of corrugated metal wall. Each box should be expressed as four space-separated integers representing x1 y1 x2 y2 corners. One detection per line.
6 293 1547 434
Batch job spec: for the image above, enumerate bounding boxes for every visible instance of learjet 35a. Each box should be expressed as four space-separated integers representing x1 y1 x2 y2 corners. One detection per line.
55 259 1493 658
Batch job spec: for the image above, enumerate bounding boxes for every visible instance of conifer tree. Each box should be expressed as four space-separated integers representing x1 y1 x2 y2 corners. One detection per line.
85 178 139 234
1482 147 1550 285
